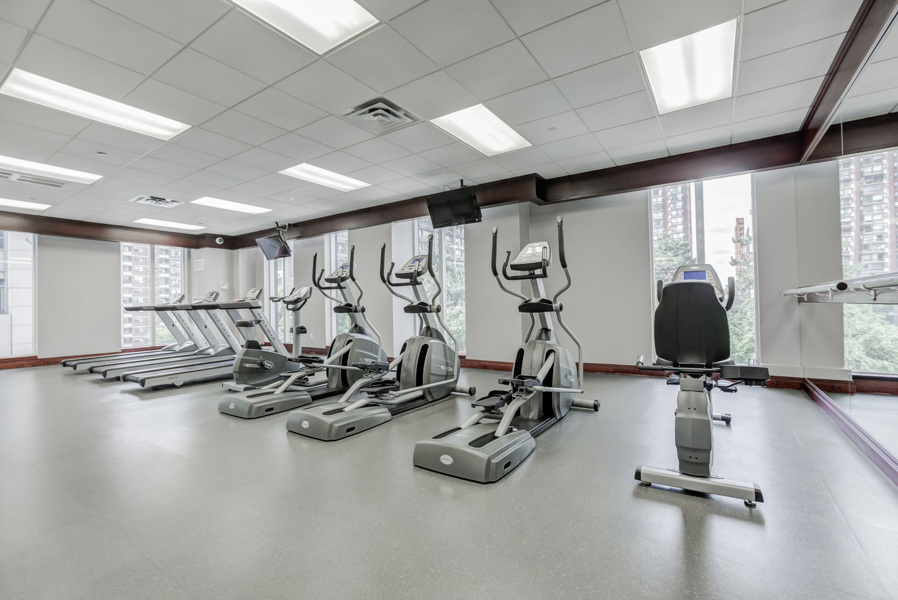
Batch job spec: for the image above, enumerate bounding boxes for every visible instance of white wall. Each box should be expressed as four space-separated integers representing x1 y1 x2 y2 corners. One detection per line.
348 223 395 356
235 246 264 298
36 235 121 358
390 220 418 353
292 235 327 350
0 231 35 357
189 247 235 301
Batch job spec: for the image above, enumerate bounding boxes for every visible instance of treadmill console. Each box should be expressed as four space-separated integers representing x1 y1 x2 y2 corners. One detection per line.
671 264 725 300
510 242 550 272
325 263 351 284
193 291 220 304
244 288 262 301
395 255 427 280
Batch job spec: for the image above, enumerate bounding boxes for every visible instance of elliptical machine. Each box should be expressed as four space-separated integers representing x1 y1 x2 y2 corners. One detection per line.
636 264 768 506
224 287 313 393
414 216 599 483
219 247 386 419
285 235 475 441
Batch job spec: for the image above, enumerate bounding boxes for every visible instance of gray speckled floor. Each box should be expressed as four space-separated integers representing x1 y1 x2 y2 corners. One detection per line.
1 365 897 600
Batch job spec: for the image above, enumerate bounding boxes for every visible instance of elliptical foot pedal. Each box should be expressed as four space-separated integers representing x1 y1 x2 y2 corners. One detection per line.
365 382 400 395
353 360 390 373
473 390 511 410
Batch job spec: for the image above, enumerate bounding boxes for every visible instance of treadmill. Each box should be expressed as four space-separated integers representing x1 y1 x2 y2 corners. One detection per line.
63 294 202 371
86 292 223 377
122 289 278 388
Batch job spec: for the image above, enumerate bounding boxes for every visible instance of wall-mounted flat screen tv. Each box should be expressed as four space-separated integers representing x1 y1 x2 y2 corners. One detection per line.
256 233 292 260
425 187 482 228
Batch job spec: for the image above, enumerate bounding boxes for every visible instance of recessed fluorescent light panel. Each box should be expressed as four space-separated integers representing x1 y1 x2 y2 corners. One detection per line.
0 154 102 184
279 163 370 192
134 218 205 231
191 197 271 214
0 69 190 140
431 104 531 157
231 0 378 55
639 19 738 115
0 198 50 211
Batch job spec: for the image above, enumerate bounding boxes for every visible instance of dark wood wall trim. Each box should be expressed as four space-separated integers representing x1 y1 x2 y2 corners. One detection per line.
800 0 898 162
802 378 898 488
0 211 236 249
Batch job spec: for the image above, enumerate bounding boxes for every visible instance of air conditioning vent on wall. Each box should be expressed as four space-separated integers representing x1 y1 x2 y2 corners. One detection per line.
341 97 421 135
129 194 182 208
0 168 66 188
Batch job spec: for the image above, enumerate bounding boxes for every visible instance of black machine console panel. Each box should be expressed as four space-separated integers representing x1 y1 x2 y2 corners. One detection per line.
671 264 725 300
244 288 262 301
191 291 220 305
510 242 550 272
284 286 312 302
395 255 428 280
325 263 351 284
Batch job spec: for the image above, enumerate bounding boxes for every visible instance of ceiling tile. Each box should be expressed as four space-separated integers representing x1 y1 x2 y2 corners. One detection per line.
444 40 547 101
618 0 741 49
129 155 196 179
848 57 898 98
200 111 287 146
343 138 410 163
491 0 606 36
836 90 898 122
261 133 333 162
1 0 52 29
554 53 645 110
0 119 71 153
55 138 141 166
738 34 844 96
381 123 455 153
490 147 551 170
77 123 166 154
356 0 425 21
122 78 227 126
387 71 480 120
149 178 211 197
412 168 461 189
295 116 374 148
347 165 404 185
512 162 569 179
204 159 269 182
326 25 438 93
872 20 898 62
15 34 145 99
521 2 631 78
593 117 664 149
108 167 175 187
538 133 605 162
181 169 243 191
606 139 669 165
44 153 120 176
91 0 230 44
381 155 441 177
253 172 308 192
230 147 298 171
485 82 572 126
741 0 863 61
450 158 512 182
734 77 823 122
391 0 515 68
577 90 656 132
153 48 267 106
191 10 317 85
276 60 378 114
555 151 614 174
173 128 252 159
0 139 53 162
419 142 483 167
36 0 181 75
731 107 807 142
309 151 373 174
665 125 732 155
744 0 781 12
0 96 90 137
0 19 27 64
658 99 734 137
223 180 284 199
515 111 589 145
380 177 438 195
147 144 221 170
233 88 327 131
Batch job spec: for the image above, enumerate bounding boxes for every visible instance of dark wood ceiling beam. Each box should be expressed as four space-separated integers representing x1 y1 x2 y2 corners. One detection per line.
800 0 898 163
807 112 898 162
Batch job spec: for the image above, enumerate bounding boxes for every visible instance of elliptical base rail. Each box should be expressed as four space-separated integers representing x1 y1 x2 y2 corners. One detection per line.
635 465 764 507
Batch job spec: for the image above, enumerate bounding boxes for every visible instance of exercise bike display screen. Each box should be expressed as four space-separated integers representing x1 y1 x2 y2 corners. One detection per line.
684 270 706 280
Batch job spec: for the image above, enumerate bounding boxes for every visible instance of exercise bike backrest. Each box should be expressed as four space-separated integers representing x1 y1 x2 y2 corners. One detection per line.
654 264 734 367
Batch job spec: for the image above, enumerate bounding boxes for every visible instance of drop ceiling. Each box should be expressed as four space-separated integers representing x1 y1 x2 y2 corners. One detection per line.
0 0 885 236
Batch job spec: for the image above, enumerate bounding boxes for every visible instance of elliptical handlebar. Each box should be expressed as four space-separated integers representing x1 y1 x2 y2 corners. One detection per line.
491 227 528 302
557 215 567 269
725 276 735 311
427 234 442 307
490 227 499 277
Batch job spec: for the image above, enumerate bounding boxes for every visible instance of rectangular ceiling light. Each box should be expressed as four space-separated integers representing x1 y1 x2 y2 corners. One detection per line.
0 68 191 140
279 163 370 191
134 218 206 231
0 154 102 184
431 104 531 157
231 0 378 55
191 197 271 214
639 19 738 115
0 198 50 211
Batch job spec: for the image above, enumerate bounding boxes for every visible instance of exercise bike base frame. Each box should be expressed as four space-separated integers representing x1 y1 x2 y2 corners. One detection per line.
635 465 764 505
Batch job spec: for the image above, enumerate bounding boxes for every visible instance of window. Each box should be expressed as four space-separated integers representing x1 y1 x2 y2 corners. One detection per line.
840 150 898 373
325 230 350 338
413 217 466 353
120 244 186 348
265 248 294 344
0 231 35 357
650 175 758 363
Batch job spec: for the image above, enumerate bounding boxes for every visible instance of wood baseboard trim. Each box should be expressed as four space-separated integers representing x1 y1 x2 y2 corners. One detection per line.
0 346 164 370
802 379 898 488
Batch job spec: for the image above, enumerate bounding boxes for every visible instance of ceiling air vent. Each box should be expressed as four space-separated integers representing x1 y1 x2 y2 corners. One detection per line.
130 194 183 208
0 168 66 188
341 97 421 135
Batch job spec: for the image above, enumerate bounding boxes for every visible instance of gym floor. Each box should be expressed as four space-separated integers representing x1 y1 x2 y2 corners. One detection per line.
1 366 897 600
